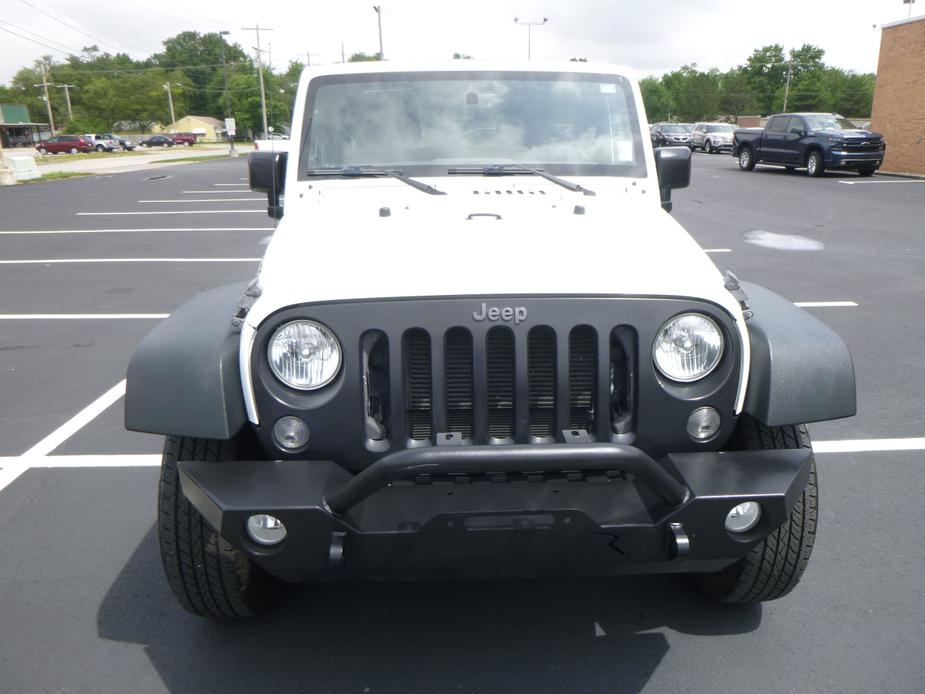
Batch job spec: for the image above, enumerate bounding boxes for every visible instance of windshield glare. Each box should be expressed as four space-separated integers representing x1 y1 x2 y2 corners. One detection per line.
661 124 686 133
705 124 734 133
804 115 858 131
300 72 646 178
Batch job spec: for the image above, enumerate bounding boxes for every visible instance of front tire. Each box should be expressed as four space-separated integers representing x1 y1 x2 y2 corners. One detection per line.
95 144 105 152
738 146 756 171
158 435 282 618
691 416 818 603
705 140 714 154
806 150 825 177
69 147 79 154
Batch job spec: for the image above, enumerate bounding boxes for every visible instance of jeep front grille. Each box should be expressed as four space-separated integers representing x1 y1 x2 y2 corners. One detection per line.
363 325 635 447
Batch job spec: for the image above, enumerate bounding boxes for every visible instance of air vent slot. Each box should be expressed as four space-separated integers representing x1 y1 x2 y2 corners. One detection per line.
611 326 636 435
486 327 514 440
361 330 390 442
403 329 432 440
444 327 473 438
528 326 556 439
568 326 596 432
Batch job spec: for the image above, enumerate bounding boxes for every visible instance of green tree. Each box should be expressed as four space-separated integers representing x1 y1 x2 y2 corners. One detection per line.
348 52 382 62
719 68 758 117
453 52 474 59
639 76 674 122
743 44 787 115
662 65 720 121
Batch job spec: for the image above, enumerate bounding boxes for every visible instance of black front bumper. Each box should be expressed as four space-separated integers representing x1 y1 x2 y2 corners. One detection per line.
179 443 811 582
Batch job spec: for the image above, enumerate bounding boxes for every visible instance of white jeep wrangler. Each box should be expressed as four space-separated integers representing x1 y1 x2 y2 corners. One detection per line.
125 62 855 618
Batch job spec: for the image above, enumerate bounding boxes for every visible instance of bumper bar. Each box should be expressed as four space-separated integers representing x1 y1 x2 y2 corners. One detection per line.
325 443 689 513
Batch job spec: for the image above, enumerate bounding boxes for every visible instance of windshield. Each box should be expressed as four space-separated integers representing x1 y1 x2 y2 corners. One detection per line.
804 115 858 131
705 124 735 133
299 71 646 179
661 124 686 133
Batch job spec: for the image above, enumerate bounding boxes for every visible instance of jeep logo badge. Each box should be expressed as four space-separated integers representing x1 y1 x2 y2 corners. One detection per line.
472 303 528 324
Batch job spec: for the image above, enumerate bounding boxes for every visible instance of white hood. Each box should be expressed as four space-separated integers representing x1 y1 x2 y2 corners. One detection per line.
246 177 741 326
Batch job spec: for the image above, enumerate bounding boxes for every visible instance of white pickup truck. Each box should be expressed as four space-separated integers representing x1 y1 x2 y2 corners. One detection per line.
125 61 855 619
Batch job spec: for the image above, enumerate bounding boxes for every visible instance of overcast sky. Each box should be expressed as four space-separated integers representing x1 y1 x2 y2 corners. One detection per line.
1 0 921 84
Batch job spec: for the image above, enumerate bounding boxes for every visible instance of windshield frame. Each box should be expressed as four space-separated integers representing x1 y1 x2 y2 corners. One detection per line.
297 70 648 181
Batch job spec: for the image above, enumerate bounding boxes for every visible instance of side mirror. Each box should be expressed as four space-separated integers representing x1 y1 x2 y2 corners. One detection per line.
249 151 287 219
654 146 691 213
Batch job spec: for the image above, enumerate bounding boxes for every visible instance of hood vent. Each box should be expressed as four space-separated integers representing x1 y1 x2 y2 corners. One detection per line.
472 189 547 196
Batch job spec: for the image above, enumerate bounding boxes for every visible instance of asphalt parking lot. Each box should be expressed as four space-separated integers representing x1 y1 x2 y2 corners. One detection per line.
0 154 923 693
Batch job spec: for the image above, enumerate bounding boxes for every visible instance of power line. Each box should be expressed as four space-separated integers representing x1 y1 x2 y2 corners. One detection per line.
0 22 79 58
31 0 148 54
18 0 125 54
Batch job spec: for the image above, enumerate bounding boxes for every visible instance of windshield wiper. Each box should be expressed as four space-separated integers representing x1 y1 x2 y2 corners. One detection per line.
448 164 595 196
305 166 446 195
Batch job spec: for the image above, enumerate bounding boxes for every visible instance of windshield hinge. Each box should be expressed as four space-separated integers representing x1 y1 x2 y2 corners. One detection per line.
724 271 753 320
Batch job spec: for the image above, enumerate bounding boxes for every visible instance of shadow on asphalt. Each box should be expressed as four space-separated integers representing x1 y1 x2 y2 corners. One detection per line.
98 526 761 692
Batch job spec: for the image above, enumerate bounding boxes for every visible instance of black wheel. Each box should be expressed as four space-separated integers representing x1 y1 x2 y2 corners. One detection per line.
158 435 282 618
69 147 79 154
705 140 714 154
738 146 756 171
857 168 875 177
690 415 818 604
184 141 192 146
806 150 825 177
38 147 48 155
95 144 105 152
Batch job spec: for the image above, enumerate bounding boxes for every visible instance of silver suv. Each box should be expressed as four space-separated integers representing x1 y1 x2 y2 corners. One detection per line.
691 123 736 153
82 133 119 152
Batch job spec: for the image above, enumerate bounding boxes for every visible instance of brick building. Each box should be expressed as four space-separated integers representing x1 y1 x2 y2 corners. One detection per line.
870 15 925 176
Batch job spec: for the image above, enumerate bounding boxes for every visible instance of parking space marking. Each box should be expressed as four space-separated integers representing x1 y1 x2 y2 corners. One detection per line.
793 301 858 308
0 380 127 493
814 438 925 453
0 228 273 235
77 210 266 216
0 313 168 320
0 455 159 468
0 258 261 265
182 190 264 194
138 198 264 203
838 180 925 185
216 183 249 186
703 248 732 253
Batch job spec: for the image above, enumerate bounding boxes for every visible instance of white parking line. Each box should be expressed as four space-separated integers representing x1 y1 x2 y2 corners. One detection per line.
703 248 732 253
0 313 168 320
0 381 127 493
0 228 273 235
813 438 925 453
77 210 266 216
216 183 249 186
838 180 925 185
0 455 160 468
793 301 859 308
183 190 263 194
0 258 260 265
138 198 264 203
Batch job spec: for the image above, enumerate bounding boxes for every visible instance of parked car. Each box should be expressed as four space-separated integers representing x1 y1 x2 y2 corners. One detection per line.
126 61 855 619
138 135 176 148
101 133 135 151
691 123 736 153
82 133 119 152
171 133 198 146
733 113 885 177
650 122 692 148
34 135 93 155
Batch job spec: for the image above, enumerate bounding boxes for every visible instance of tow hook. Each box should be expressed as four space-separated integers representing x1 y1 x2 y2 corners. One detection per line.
669 522 690 558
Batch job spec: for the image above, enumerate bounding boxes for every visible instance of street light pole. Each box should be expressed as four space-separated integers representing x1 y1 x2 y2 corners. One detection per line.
219 30 235 155
514 17 548 60
782 61 793 112
373 6 384 59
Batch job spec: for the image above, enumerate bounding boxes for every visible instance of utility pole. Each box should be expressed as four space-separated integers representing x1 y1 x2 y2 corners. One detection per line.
782 61 793 112
219 30 235 156
341 41 346 63
54 84 76 121
242 24 273 138
514 17 548 60
373 6 384 59
163 82 178 131
33 64 55 135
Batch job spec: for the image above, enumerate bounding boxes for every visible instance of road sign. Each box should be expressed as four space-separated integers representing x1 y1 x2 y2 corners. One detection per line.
225 118 236 137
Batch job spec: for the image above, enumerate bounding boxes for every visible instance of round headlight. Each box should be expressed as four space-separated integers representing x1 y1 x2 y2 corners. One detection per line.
653 313 723 382
268 320 341 390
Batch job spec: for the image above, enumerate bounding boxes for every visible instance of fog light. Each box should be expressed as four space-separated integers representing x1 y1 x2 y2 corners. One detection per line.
686 407 721 441
273 416 310 451
246 514 287 545
725 502 761 533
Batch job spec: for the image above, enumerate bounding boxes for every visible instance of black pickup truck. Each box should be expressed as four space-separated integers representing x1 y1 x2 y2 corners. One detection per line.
733 113 885 177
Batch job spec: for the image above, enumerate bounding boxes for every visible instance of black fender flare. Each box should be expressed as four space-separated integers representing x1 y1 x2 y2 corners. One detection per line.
125 283 248 439
741 282 856 426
